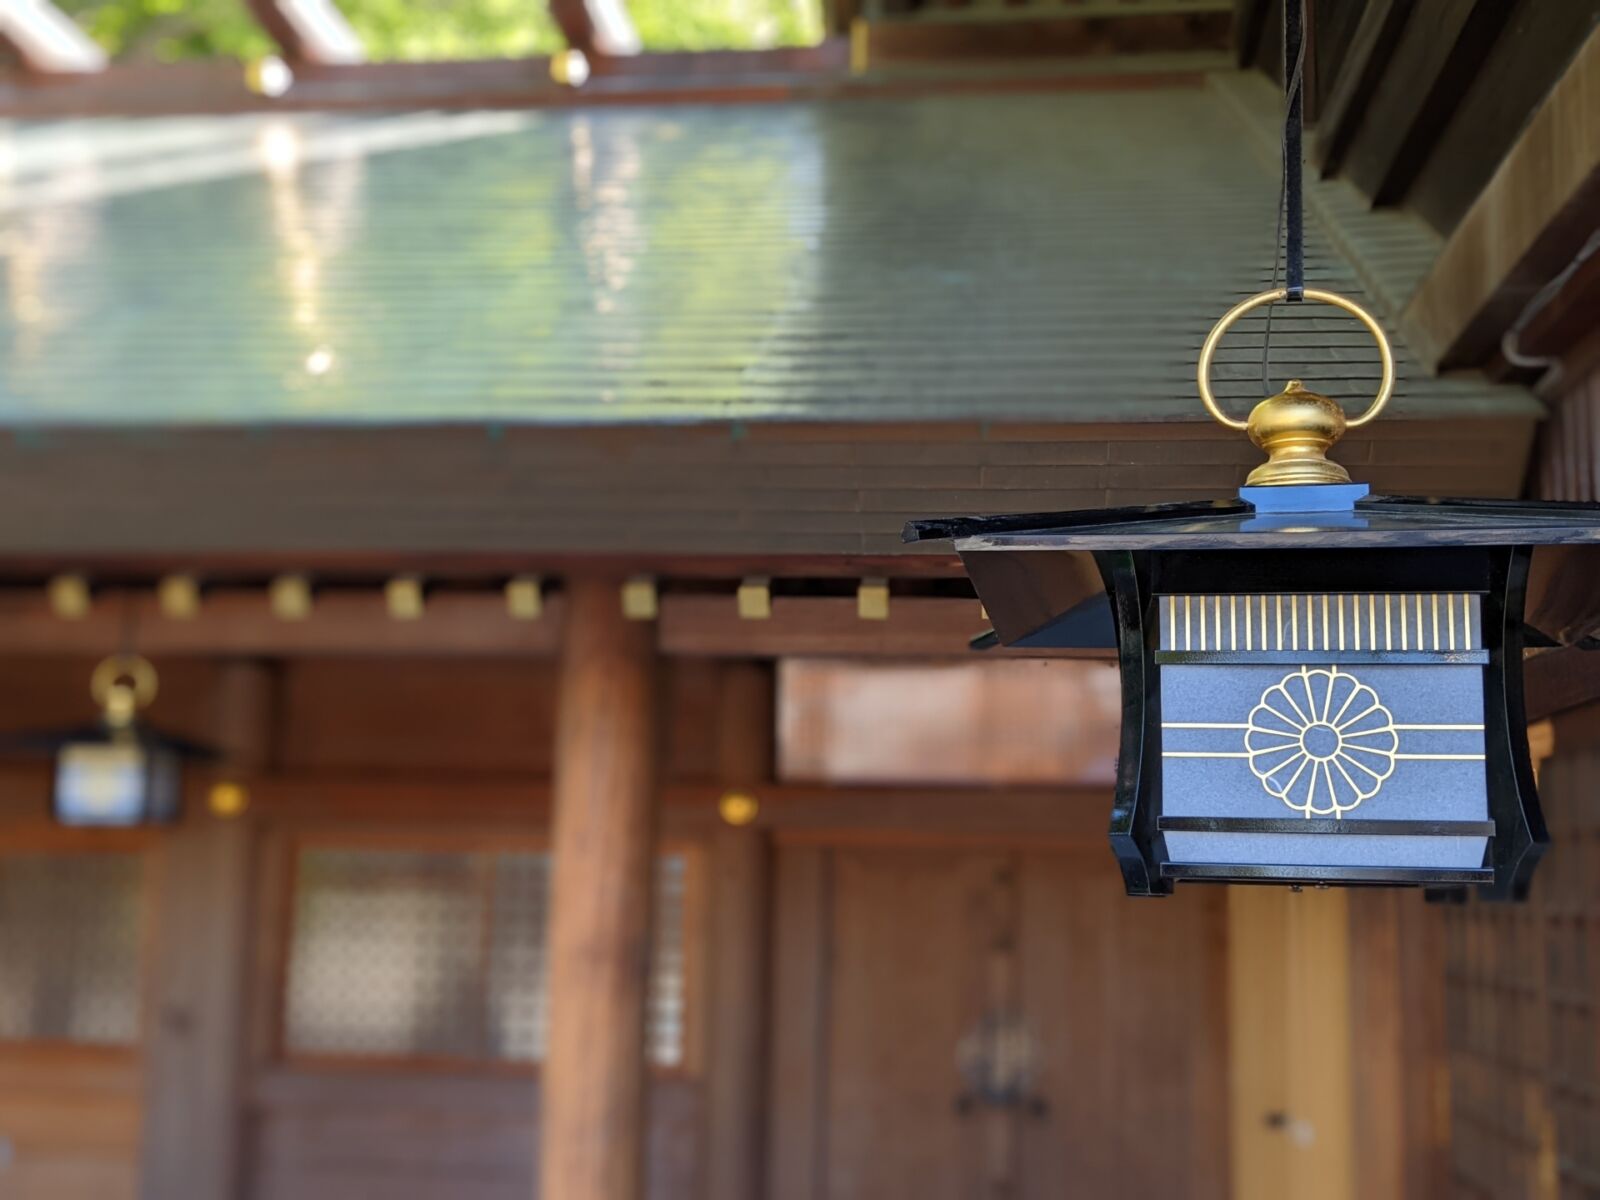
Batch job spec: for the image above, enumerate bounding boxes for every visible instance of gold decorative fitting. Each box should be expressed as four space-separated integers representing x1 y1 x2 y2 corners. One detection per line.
621 576 658 621
718 791 760 827
506 576 544 620
737 576 772 621
208 780 250 819
90 655 158 730
270 574 313 621
858 577 890 621
1196 288 1394 488
48 574 91 620
385 575 425 621
158 574 201 620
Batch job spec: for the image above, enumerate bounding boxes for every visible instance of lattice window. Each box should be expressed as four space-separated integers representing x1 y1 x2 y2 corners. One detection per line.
284 845 693 1068
0 852 143 1045
1444 739 1600 1198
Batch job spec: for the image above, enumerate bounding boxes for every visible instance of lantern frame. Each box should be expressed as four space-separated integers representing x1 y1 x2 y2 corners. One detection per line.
906 492 1600 900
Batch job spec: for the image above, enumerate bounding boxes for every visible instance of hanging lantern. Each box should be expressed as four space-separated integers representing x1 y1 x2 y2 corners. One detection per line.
52 656 186 827
905 289 1600 900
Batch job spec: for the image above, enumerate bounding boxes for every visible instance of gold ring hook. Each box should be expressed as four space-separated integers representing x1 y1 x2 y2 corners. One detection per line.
1196 288 1395 431
90 654 159 715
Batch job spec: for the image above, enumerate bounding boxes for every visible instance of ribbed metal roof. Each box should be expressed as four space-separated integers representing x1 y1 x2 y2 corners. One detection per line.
0 78 1536 427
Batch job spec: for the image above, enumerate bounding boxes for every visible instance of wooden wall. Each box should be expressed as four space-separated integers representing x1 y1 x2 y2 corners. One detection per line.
0 653 1152 1200
1435 360 1600 1198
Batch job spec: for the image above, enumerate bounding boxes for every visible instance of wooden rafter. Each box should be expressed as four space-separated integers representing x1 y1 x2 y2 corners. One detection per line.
0 0 105 74
244 0 364 65
549 0 640 60
1402 23 1600 369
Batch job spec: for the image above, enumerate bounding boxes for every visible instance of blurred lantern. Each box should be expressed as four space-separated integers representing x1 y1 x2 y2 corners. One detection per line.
550 49 591 88
906 289 1600 900
50 656 203 827
245 55 295 99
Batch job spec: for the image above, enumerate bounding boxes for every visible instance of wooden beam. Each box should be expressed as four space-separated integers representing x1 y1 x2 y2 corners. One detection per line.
855 8 1232 65
240 776 1111 841
244 0 364 65
541 578 659 1200
138 662 274 1200
0 47 1213 118
1233 0 1270 69
0 0 107 74
0 587 1105 662
660 594 1106 659
1403 24 1600 369
1340 0 1513 207
705 663 774 1200
1311 0 1411 176
549 0 640 59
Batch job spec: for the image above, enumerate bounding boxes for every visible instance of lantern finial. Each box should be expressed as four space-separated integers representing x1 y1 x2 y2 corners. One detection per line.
1197 288 1395 488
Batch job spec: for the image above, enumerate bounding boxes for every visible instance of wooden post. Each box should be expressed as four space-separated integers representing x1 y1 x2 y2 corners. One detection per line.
139 661 275 1200
1228 886 1354 1200
541 578 660 1200
706 661 774 1200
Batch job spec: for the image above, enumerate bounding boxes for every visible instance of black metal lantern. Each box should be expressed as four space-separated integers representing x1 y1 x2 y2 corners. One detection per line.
906 290 1600 900
50 655 191 827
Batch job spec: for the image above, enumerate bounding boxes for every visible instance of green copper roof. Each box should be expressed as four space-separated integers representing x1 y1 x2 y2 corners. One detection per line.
0 80 1535 427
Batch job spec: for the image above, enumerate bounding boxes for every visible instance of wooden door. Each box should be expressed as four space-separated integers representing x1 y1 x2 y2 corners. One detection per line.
769 844 1229 1200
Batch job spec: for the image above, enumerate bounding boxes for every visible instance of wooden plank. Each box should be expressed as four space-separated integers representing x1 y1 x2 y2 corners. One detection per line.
1311 0 1411 175
765 846 828 1200
705 663 773 1200
541 578 660 1200
244 0 364 64
138 662 274 1200
1402 22 1600 368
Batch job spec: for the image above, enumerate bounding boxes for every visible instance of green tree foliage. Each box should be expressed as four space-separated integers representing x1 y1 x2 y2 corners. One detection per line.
54 0 821 61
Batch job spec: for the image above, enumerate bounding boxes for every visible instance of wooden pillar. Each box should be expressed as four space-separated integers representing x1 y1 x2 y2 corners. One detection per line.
541 578 660 1200
706 661 775 1200
1228 886 1354 1200
139 661 275 1200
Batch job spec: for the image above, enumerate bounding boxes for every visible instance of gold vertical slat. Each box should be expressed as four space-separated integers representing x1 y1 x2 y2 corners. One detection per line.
1230 595 1238 652
1464 595 1473 651
1337 595 1346 651
1447 594 1456 651
1421 594 1429 650
1291 595 1299 651
1199 597 1207 651
1386 594 1394 650
1245 594 1253 651
1276 595 1283 651
1185 594 1192 652
1214 595 1222 650
1168 596 1176 649
1322 595 1331 651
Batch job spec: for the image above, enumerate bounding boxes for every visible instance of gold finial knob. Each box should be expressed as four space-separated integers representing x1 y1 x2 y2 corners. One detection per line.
1196 288 1395 487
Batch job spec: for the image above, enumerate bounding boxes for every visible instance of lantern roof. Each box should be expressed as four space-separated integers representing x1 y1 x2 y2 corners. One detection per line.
905 495 1600 552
